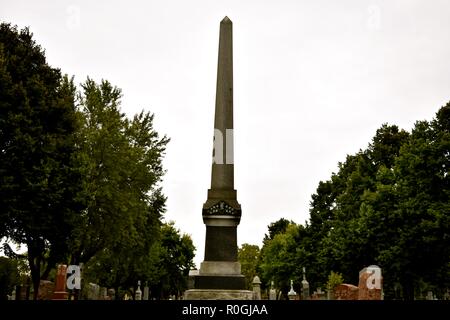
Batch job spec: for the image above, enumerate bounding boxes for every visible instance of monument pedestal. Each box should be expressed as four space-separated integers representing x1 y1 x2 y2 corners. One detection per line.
185 260 252 299
192 261 246 289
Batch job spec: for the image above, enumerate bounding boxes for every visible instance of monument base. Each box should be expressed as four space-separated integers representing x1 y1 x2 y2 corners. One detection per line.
191 261 247 290
192 274 246 290
184 289 253 300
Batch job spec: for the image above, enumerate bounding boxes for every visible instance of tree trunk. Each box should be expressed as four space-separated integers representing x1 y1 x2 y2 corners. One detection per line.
41 260 53 280
28 251 41 300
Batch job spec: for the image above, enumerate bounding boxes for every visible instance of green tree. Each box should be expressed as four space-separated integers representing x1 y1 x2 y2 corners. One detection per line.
238 244 260 289
326 271 343 296
308 119 448 299
257 113 448 300
263 218 293 242
259 223 304 297
374 105 450 299
0 23 83 298
314 125 410 285
151 222 195 299
0 257 19 300
70 78 170 298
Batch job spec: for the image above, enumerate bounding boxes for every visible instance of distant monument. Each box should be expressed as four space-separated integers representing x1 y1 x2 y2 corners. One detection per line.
184 16 252 300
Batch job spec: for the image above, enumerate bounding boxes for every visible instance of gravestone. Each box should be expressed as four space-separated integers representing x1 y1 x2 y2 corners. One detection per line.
107 288 115 300
143 283 149 300
252 276 261 300
99 287 107 300
311 287 326 300
334 284 359 300
301 267 310 300
87 283 100 300
38 280 54 300
184 16 252 300
288 280 298 300
358 265 382 300
135 281 142 300
269 281 277 300
14 284 30 300
52 264 68 300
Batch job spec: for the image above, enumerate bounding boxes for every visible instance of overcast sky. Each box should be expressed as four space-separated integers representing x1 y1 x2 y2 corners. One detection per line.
2 0 450 267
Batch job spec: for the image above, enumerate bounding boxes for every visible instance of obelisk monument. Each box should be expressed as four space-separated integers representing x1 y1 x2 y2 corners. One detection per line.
184 16 252 300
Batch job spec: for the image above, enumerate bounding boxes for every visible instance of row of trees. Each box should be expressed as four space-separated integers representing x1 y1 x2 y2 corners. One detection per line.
0 23 195 299
240 104 450 300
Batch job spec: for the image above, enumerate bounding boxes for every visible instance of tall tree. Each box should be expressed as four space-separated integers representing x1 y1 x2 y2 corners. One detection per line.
69 78 169 265
314 125 410 285
70 78 176 299
382 105 450 299
0 23 83 298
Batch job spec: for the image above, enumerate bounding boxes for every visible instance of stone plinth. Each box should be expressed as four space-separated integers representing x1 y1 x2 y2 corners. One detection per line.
191 261 246 290
184 289 253 300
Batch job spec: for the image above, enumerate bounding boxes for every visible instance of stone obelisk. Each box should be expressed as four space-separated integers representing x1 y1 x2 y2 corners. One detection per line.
184 16 252 300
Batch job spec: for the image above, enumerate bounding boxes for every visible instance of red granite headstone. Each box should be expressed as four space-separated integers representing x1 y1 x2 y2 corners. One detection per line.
358 265 383 300
52 264 68 300
333 284 359 300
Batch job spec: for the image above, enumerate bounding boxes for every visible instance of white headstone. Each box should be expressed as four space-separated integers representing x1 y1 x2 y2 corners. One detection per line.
100 287 107 300
143 285 149 300
269 281 277 300
135 281 142 300
252 276 261 300
288 280 297 300
302 268 310 300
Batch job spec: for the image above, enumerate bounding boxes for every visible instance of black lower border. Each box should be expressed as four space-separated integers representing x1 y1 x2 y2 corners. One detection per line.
1 300 448 319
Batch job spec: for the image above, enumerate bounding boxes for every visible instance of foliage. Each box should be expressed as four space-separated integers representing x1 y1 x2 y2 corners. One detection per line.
258 222 304 296
258 111 449 300
0 257 20 300
326 271 343 292
149 222 195 299
263 218 293 243
70 78 173 298
0 23 83 298
238 243 260 289
0 24 196 300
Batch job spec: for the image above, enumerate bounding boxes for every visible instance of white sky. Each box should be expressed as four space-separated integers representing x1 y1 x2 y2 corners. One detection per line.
1 0 450 267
